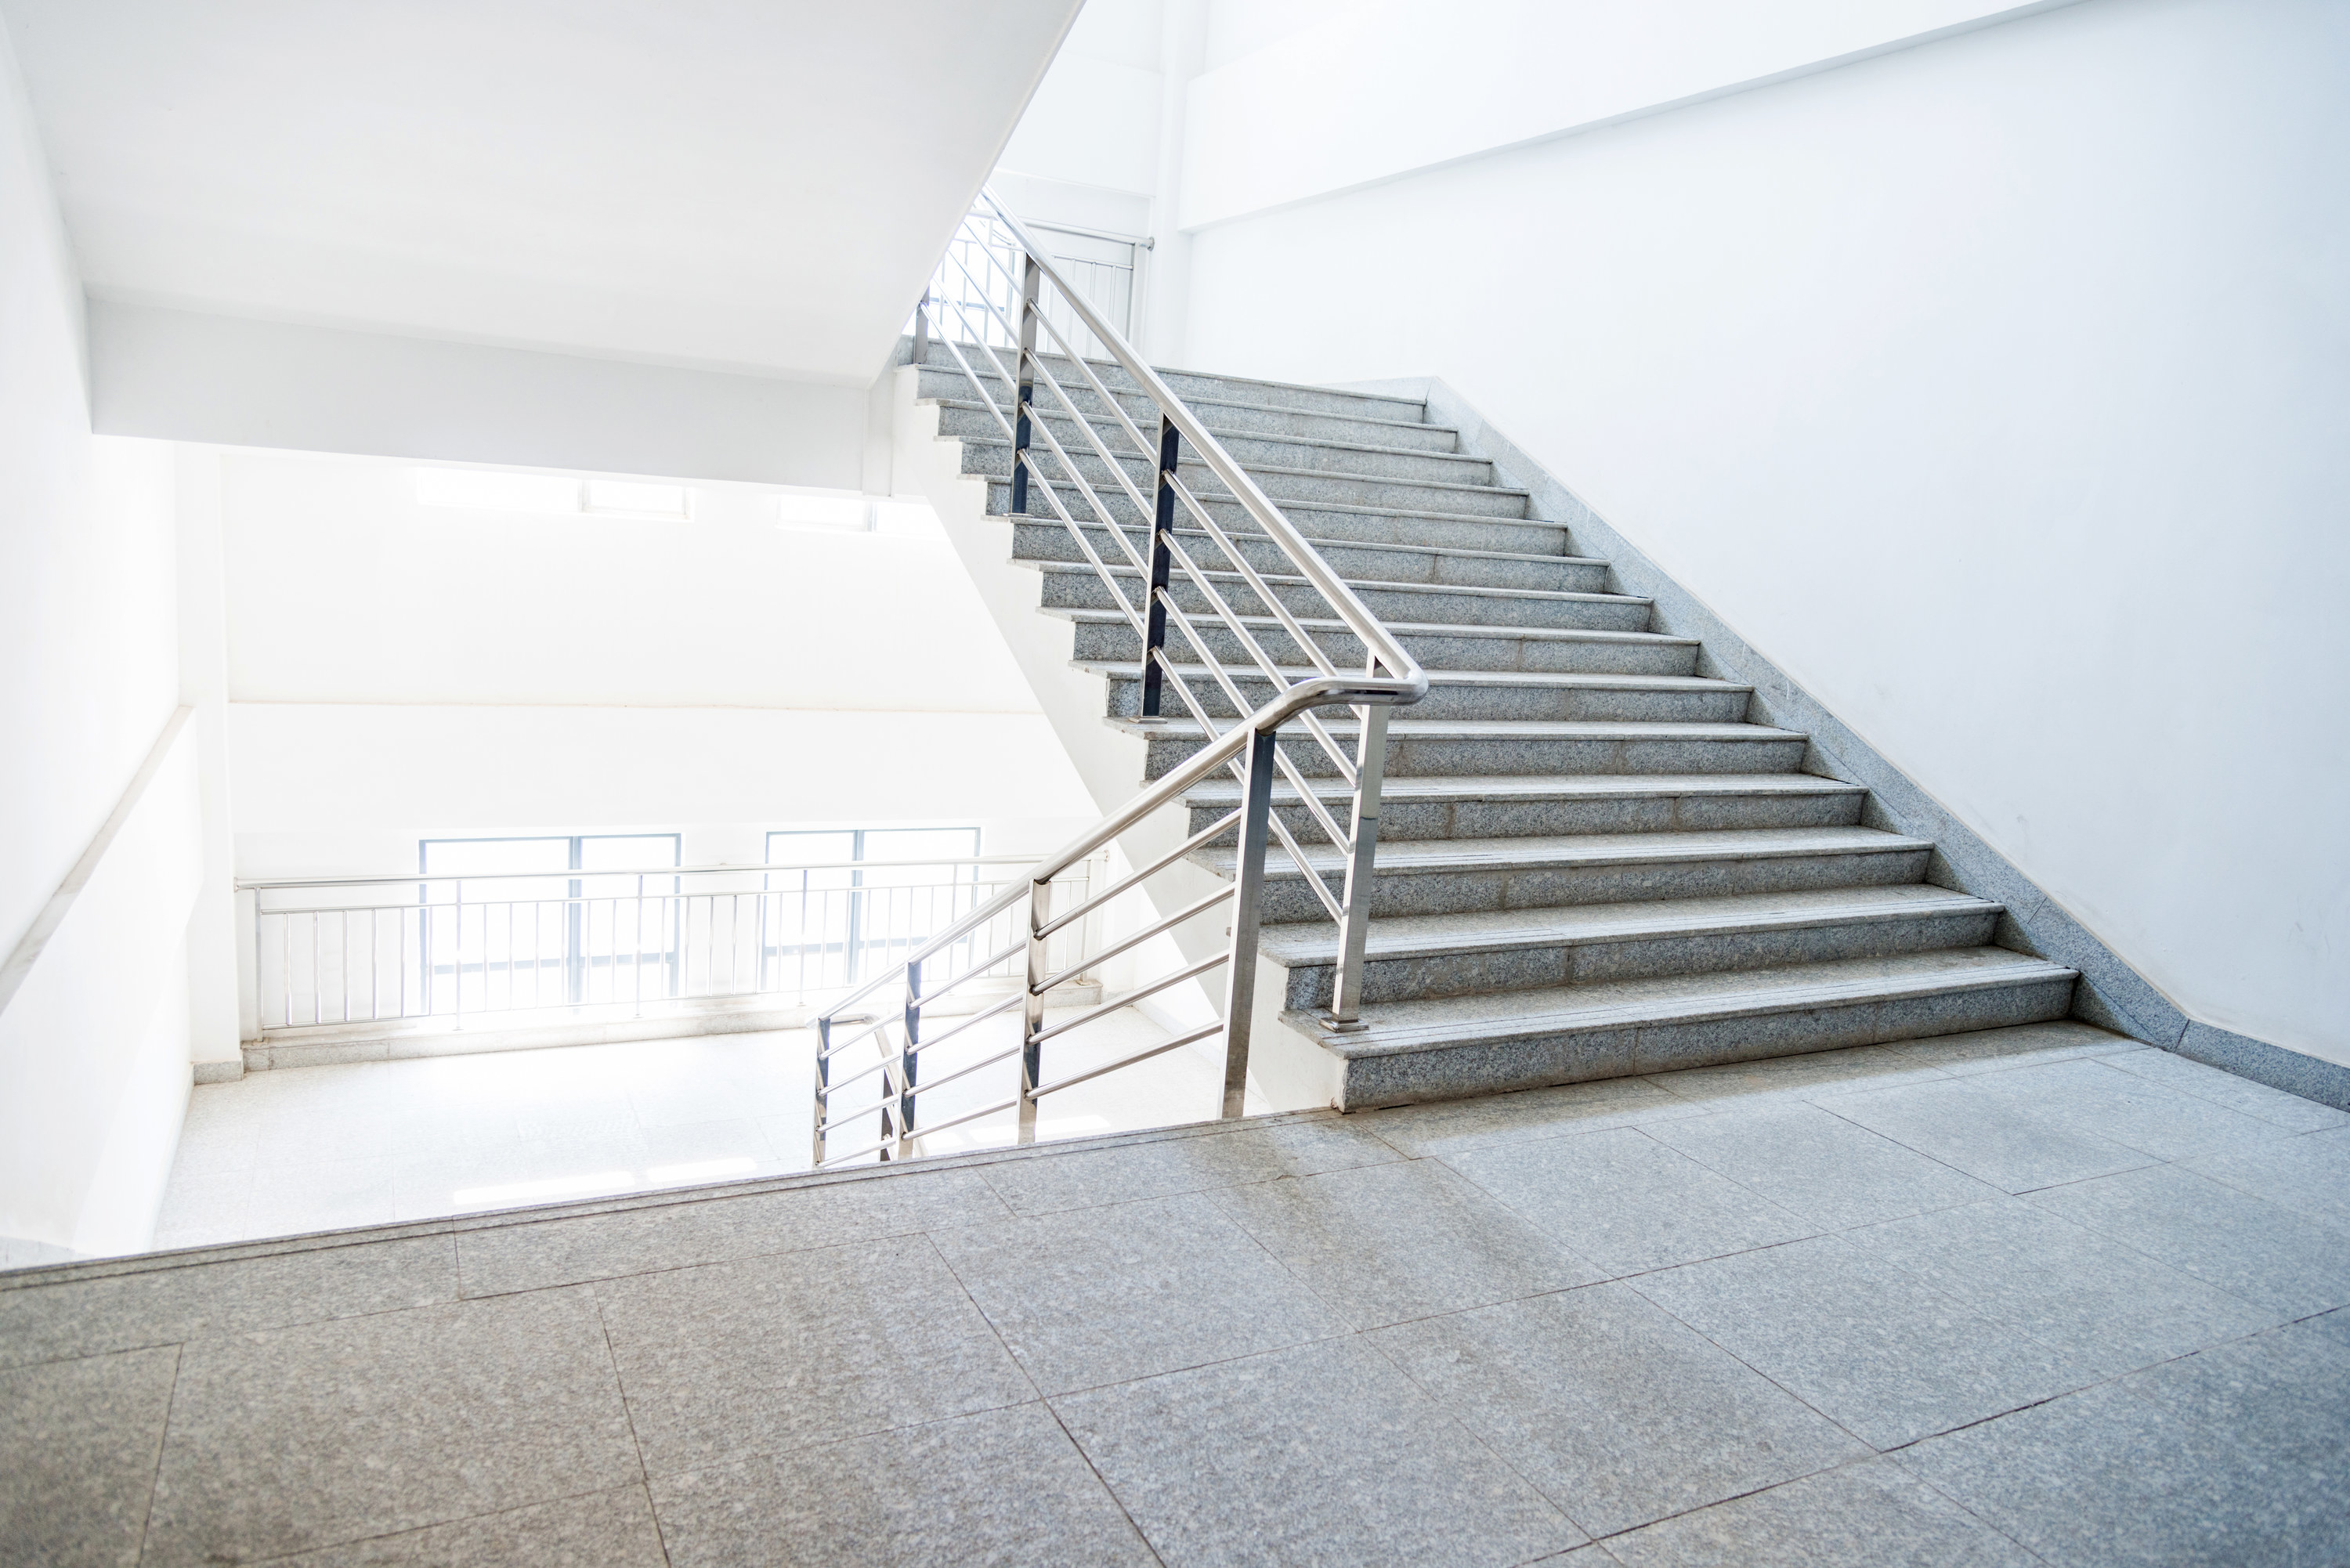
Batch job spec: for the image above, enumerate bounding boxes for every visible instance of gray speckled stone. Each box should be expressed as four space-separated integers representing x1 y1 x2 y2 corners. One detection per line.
1603 1458 2037 1567
1209 1158 1598 1328
1817 1076 2153 1193
927 1192 1347 1396
2184 1125 2350 1234
592 1237 1030 1476
2106 1050 2350 1133
0 1234 458 1369
1963 1057 2298 1162
266 1485 667 1566
1446 1126 1815 1277
649 1404 1154 1568
1645 1101 1999 1230
1370 1284 1865 1537
143 1287 638 1568
0 1344 179 1568
454 1165 1010 1296
1353 1073 1706 1158
973 1115 1401 1216
1633 1234 2089 1450
1054 1335 1582 1566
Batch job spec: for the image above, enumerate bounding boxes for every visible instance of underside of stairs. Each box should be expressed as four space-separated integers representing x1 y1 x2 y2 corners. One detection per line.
910 347 2079 1111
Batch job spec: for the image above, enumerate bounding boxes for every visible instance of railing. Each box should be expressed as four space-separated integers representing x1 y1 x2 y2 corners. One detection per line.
812 190 1427 1165
241 855 1102 1035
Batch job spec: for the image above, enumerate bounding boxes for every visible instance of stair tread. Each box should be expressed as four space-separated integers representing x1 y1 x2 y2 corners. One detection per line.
1195 825 1929 879
1127 717 1803 742
1289 949 2077 1059
1049 605 1697 647
929 397 1484 469
1001 486 1575 533
1184 772 1864 805
1258 885 2001 966
1078 661 1747 693
1029 558 1644 607
964 434 1531 500
1027 518 1607 570
933 353 1431 418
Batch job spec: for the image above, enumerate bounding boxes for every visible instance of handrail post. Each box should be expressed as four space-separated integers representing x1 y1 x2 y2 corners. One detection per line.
1219 726 1282 1118
898 959 921 1161
1138 415 1181 719
1328 688 1391 1029
1008 255 1042 515
1021 878 1050 1143
811 1015 831 1167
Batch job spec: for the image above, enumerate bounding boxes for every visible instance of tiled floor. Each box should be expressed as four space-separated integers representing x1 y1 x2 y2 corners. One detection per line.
153 1006 1237 1249
6 1020 2348 1566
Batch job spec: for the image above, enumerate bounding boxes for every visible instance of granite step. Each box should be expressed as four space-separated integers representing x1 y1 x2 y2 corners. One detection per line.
914 372 1462 450
1010 518 1608 594
1258 885 2005 1009
960 435 1535 518
1031 560 1653 632
1057 608 1701 676
1128 717 1811 780
1083 662 1752 724
934 399 1495 487
1192 825 1934 923
1292 948 2080 1109
1181 772 1868 842
991 482 1576 555
914 343 1428 421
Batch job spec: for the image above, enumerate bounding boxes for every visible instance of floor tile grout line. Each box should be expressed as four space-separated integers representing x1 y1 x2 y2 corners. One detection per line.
589 1285 675 1568
231 1483 661 1567
130 1341 182 1568
1035 1397 1170 1566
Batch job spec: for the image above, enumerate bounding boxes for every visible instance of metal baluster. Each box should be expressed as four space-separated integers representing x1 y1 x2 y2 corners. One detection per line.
1328 687 1392 1029
811 1013 830 1167
1008 254 1041 514
1020 877 1050 1144
1138 415 1181 718
1220 728 1282 1119
898 957 921 1161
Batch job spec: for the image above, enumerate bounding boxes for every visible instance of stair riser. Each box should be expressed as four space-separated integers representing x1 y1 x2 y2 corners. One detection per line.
1187 788 1867 844
1274 908 2001 1010
1042 569 1650 633
1143 732 1810 779
991 481 1572 555
1327 972 2077 1108
1104 672 1748 724
920 372 1462 451
935 403 1490 486
964 443 1531 519
1238 844 1931 923
916 347 1427 421
1011 521 1610 594
1072 618 1698 676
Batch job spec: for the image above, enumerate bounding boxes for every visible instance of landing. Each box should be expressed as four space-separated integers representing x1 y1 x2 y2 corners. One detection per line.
4 1023 2345 1564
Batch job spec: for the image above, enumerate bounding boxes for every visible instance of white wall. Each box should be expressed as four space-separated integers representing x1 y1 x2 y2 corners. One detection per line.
1175 0 2350 1064
0 13 208 1260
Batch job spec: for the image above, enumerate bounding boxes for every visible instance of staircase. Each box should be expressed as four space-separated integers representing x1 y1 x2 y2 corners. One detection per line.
907 345 2079 1111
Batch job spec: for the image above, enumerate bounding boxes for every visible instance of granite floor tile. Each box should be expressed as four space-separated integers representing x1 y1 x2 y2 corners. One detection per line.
2186 1127 2350 1235
649 1404 1154 1567
1888 1020 2142 1078
594 1237 1031 1475
241 1156 400 1240
1209 1158 1597 1328
1849 1197 2276 1375
1965 1057 2294 1162
1643 1044 1947 1111
2102 1052 2350 1134
1898 1381 2314 1567
2024 1163 2350 1319
1447 1127 1814 1277
1054 1336 1581 1566
0 1234 457 1369
1633 1234 2086 1449
930 1191 1346 1394
1817 1077 2152 1193
0 1345 179 1568
1351 1074 1704 1159
143 1288 638 1568
266 1484 667 1566
1602 1457 2036 1567
1371 1284 1864 1537
974 1117 1402 1216
1644 1102 1998 1230
455 1166 1010 1295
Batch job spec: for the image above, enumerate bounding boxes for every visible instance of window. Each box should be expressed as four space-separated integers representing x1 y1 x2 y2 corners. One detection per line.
418 834 682 1012
762 828 983 988
414 468 692 520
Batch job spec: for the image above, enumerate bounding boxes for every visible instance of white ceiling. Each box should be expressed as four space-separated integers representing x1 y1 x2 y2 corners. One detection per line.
2 0 1082 382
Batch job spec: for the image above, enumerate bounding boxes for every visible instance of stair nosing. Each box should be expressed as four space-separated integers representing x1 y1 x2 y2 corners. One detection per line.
930 355 1432 415
927 397 1484 468
1182 773 1867 804
1076 660 1749 693
1017 517 1607 570
1195 826 1932 880
959 434 1531 500
1047 606 1698 646
1027 558 1643 607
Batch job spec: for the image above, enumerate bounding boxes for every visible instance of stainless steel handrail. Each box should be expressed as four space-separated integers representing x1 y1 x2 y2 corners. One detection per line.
810 193 1430 1166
